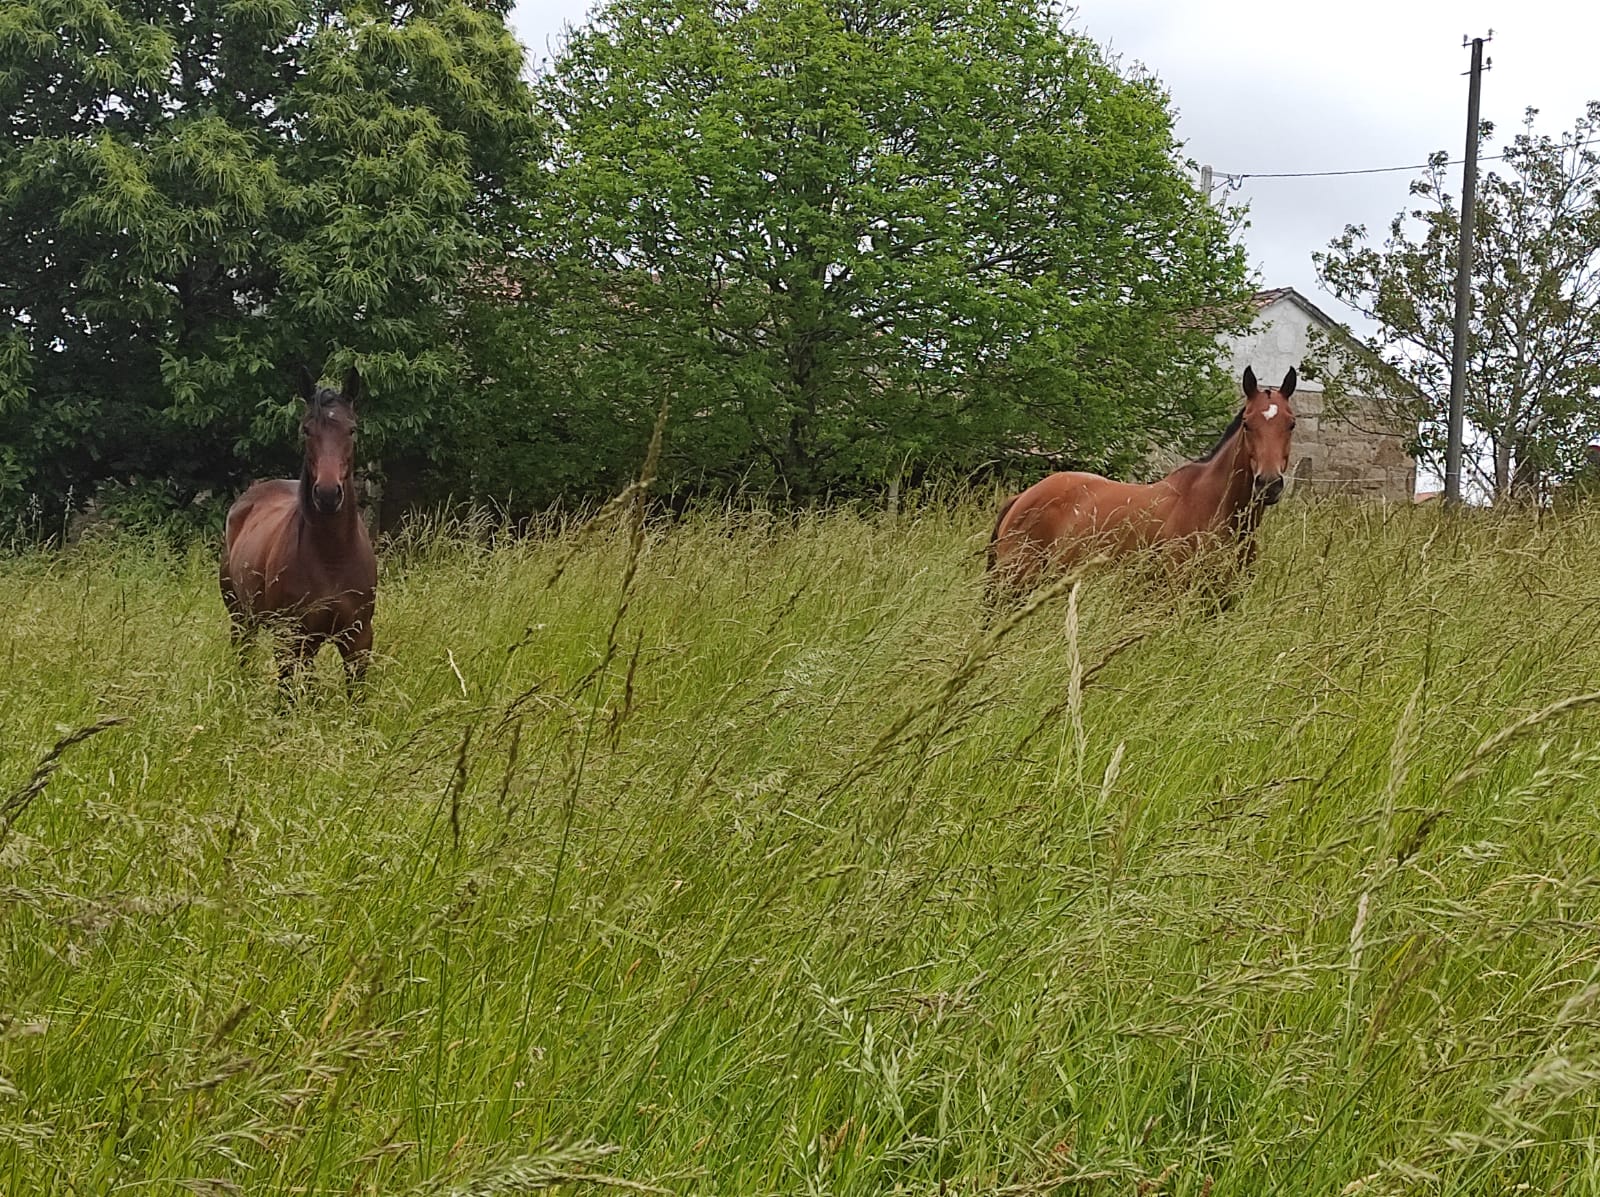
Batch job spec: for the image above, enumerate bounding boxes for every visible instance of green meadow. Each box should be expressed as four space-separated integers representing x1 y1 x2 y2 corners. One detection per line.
6 499 1600 1195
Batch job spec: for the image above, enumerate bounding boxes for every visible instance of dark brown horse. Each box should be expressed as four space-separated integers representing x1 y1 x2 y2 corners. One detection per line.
987 366 1298 599
220 366 377 688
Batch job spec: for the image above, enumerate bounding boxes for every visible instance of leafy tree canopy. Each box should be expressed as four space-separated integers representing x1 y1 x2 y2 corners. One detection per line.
501 0 1251 502
1315 104 1600 503
0 0 533 526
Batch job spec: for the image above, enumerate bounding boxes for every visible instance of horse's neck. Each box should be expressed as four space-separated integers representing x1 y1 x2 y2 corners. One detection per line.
297 473 361 549
1177 430 1256 530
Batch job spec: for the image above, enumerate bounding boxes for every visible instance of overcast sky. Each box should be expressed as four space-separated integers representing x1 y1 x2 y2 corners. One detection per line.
508 0 1600 334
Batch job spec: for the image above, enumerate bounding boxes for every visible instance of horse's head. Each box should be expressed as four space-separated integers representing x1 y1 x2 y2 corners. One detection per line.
1239 365 1297 506
296 365 361 516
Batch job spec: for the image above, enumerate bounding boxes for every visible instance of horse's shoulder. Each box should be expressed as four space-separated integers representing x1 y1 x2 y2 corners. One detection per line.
249 478 299 501
225 480 298 547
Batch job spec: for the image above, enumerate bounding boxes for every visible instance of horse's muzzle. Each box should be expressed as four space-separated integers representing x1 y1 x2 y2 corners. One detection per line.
1254 476 1285 506
313 483 345 514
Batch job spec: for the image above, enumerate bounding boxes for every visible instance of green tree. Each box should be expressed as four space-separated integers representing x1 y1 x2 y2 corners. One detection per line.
517 0 1250 501
1315 105 1600 503
0 0 532 527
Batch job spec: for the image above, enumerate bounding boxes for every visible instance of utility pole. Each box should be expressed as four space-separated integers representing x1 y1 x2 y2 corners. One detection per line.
1199 164 1214 206
1444 33 1491 506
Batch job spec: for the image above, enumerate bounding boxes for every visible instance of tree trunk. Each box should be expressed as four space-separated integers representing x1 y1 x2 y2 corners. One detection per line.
1511 437 1542 504
780 336 821 499
1493 435 1513 504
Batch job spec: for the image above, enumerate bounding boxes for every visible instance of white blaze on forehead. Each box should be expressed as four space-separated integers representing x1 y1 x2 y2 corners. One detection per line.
1263 403 1279 420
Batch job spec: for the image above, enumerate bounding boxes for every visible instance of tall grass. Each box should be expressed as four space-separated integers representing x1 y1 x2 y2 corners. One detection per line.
5 497 1600 1194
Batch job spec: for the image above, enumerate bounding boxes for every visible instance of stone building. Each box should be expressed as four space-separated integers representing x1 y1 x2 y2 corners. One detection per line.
1223 287 1416 500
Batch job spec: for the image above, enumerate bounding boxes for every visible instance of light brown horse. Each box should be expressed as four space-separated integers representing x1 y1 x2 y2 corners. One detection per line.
220 366 377 688
987 366 1298 601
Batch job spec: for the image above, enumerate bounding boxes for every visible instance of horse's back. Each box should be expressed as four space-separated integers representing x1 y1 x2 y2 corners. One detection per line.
1002 471 1163 535
993 470 1173 580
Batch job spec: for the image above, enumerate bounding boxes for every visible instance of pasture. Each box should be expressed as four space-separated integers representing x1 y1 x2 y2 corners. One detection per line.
5 499 1600 1194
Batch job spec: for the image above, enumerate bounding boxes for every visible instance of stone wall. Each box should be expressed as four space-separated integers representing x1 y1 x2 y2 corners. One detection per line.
1287 389 1415 500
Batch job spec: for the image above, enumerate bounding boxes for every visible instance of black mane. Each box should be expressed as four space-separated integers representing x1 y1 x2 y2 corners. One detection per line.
1195 407 1244 463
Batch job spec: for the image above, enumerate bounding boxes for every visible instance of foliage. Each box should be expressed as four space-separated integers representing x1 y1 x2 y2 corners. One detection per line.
0 0 534 523
1314 104 1600 503
8 502 1600 1190
516 0 1251 501
0 0 1251 522
446 284 653 514
1557 444 1600 511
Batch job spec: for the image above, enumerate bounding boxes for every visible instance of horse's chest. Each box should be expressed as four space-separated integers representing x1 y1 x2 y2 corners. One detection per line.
261 551 372 628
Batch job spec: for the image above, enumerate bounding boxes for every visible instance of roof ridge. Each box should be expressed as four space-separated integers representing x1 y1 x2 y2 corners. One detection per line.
1252 285 1341 329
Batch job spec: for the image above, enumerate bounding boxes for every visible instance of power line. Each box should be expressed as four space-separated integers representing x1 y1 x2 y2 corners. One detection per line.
1238 156 1502 180
1210 137 1600 185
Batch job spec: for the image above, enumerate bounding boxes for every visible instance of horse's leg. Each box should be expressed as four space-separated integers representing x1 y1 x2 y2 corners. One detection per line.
1207 537 1256 615
983 535 1050 624
1142 541 1192 618
276 632 318 696
222 587 250 663
229 614 257 669
982 566 1020 624
220 570 254 668
337 620 373 695
983 560 1038 625
1187 541 1246 618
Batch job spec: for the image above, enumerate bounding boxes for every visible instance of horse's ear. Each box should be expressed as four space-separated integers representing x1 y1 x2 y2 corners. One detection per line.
1242 366 1259 398
1280 367 1297 398
296 365 317 403
342 367 362 405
